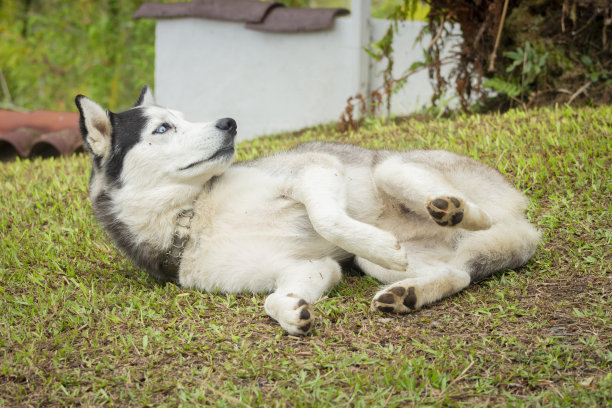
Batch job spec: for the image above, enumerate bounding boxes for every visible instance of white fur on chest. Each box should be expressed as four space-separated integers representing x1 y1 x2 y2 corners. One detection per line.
195 167 303 237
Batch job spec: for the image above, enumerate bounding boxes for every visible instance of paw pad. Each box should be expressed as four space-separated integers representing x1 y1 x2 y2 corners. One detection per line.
426 196 465 227
294 299 314 334
372 286 418 313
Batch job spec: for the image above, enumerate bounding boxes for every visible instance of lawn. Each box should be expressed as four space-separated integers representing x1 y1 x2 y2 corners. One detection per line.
1 105 610 407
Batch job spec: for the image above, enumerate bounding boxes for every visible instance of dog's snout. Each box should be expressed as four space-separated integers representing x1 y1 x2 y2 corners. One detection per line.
215 118 237 134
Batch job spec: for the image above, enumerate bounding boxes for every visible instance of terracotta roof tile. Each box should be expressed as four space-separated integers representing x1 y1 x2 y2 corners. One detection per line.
0 110 82 162
134 0 349 32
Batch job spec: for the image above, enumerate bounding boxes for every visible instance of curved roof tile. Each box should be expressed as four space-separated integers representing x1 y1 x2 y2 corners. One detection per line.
134 0 349 32
134 0 282 23
0 110 82 161
246 7 349 33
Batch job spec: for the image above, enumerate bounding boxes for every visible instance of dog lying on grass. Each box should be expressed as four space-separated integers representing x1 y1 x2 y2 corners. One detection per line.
75 86 540 335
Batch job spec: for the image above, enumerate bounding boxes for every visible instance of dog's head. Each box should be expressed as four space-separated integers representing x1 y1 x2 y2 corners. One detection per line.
75 85 237 189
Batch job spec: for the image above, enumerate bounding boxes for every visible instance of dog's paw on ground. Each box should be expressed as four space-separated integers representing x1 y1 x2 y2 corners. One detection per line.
371 285 418 313
426 196 465 227
280 298 315 336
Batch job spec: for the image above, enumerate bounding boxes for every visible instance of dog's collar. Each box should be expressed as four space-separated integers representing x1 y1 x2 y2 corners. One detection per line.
159 208 195 282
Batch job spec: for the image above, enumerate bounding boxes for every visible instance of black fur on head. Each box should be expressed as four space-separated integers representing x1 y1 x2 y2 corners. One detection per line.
104 108 148 185
75 89 152 187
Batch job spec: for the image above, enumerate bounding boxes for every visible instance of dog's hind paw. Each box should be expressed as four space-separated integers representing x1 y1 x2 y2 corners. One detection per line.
372 285 419 314
426 196 465 227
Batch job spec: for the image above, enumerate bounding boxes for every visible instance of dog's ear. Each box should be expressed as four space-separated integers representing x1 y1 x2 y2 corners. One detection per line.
134 85 155 107
75 95 112 157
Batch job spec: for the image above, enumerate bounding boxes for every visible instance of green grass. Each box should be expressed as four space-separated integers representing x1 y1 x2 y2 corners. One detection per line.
1 105 610 407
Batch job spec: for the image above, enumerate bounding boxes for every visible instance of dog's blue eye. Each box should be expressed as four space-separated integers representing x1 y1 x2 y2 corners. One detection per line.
154 123 170 134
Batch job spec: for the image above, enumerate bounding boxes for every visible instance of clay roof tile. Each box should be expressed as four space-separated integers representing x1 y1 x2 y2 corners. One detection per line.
0 110 81 161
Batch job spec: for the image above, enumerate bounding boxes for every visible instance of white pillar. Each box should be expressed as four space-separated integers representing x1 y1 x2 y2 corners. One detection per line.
351 0 371 97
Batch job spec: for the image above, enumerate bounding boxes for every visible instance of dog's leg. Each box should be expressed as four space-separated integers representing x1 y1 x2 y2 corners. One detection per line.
264 257 341 336
356 241 466 307
370 220 539 313
359 252 472 312
373 157 492 231
292 165 408 271
371 264 471 313
453 220 540 283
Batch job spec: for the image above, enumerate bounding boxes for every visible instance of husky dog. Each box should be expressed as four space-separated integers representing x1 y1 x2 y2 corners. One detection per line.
75 86 539 335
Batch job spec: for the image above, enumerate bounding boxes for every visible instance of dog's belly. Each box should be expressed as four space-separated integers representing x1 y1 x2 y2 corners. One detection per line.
179 208 347 293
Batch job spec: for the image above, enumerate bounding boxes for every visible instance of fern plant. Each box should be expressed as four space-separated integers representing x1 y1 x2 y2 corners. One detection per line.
482 77 522 98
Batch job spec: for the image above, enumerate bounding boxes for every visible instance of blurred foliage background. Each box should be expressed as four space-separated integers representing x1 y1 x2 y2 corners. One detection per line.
6 1 603 114
0 0 166 111
0 0 426 112
0 0 429 112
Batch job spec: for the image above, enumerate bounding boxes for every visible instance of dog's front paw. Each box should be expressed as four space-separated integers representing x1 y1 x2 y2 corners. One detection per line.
379 241 409 271
366 235 408 272
265 293 316 335
426 196 465 227
279 298 315 336
372 285 419 313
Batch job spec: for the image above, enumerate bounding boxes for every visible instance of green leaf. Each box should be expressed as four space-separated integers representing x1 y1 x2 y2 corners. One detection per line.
503 50 521 60
506 59 523 73
408 60 427 71
364 47 380 60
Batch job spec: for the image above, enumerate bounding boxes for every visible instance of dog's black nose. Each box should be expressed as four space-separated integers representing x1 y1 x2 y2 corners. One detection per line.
215 118 237 133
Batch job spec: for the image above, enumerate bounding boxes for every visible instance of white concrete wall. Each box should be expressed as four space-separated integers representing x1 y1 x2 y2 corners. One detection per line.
370 19 433 115
154 16 446 141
